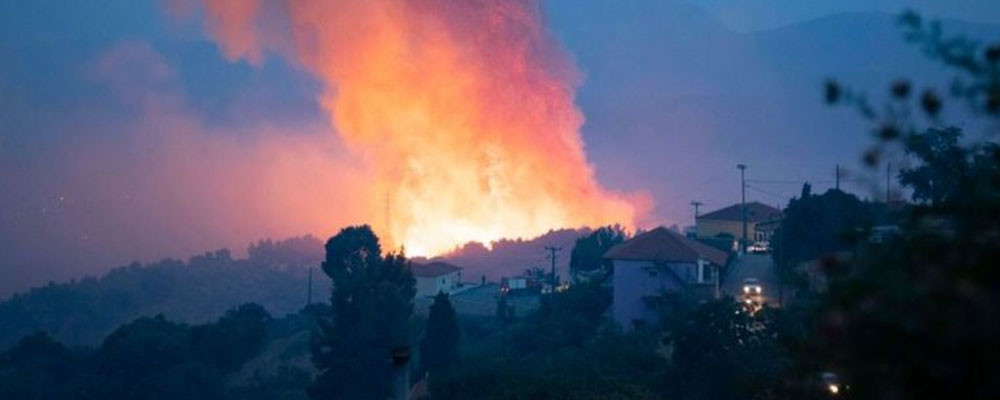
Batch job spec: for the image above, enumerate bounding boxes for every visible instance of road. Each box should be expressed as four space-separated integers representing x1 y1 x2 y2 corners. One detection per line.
722 254 782 307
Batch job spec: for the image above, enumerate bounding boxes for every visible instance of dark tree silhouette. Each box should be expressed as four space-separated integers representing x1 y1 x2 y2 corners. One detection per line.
420 292 460 374
666 299 789 400
97 315 194 385
308 225 415 400
772 187 884 269
807 11 1000 399
569 226 626 276
0 332 79 400
191 303 271 372
899 126 1000 205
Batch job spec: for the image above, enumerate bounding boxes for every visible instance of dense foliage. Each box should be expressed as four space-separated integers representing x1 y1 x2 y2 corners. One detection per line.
430 282 662 400
771 186 887 268
420 292 460 375
569 225 627 275
0 304 274 400
0 238 323 349
664 299 792 400
308 225 416 400
807 12 1000 398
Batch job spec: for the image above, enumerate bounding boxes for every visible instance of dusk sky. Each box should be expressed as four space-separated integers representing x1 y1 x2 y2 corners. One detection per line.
2 0 999 297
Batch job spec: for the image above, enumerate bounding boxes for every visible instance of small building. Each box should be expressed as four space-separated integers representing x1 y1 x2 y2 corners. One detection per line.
605 227 730 330
501 276 528 291
696 202 782 249
411 262 463 298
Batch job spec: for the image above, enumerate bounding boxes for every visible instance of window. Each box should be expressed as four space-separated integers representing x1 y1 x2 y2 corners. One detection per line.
696 260 713 283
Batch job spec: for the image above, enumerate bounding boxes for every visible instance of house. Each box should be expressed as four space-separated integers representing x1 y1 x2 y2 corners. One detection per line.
696 202 782 249
500 276 529 293
605 227 730 330
411 262 463 298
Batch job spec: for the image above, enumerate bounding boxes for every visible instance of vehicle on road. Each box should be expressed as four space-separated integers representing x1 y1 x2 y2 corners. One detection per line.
748 242 770 254
742 278 764 313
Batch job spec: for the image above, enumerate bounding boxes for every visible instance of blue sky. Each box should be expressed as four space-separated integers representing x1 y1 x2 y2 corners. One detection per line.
1 0 998 296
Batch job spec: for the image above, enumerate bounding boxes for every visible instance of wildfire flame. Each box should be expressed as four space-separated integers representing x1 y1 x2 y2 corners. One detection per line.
187 0 642 256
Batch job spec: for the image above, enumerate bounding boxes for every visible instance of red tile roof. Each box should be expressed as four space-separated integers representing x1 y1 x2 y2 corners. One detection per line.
603 227 729 267
411 261 463 278
698 202 781 223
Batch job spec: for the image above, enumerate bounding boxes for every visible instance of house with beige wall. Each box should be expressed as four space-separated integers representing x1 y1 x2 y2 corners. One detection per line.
696 202 782 249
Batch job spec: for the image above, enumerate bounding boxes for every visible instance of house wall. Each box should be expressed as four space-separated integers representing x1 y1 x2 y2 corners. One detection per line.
696 219 754 239
612 260 691 330
697 219 775 247
415 271 461 297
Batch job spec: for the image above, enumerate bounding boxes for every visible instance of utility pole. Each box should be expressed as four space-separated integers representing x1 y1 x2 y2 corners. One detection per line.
690 201 703 224
778 226 784 308
306 267 313 306
738 164 748 253
835 164 841 191
544 246 562 287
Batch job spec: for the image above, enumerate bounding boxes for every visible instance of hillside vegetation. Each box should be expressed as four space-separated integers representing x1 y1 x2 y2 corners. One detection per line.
0 236 325 348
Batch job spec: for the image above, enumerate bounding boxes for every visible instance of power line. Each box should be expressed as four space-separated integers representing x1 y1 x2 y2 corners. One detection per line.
747 178 870 185
746 179 814 185
745 184 791 201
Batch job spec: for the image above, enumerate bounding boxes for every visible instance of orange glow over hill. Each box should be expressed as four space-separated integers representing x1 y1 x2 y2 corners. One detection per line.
188 0 645 256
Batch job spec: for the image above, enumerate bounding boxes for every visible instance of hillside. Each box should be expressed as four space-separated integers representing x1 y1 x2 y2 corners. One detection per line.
0 229 602 350
425 228 592 283
0 236 326 349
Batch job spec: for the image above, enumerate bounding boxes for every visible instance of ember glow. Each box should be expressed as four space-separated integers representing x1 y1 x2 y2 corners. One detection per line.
190 0 641 255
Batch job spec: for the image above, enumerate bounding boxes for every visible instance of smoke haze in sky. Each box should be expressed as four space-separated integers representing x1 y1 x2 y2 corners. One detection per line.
2 0 1000 297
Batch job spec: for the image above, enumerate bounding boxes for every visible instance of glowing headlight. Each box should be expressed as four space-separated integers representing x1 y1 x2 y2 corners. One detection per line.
827 384 840 395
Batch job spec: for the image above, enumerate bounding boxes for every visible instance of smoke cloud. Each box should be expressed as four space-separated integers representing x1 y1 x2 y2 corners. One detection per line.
186 0 643 255
0 40 368 296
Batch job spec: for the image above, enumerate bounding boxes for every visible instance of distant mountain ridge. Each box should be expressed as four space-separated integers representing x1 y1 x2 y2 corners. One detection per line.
552 4 1000 224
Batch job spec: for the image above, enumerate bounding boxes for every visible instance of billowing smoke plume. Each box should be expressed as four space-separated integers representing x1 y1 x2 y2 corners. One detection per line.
186 0 642 255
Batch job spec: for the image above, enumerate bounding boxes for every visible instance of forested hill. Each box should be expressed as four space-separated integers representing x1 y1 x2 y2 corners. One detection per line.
0 236 327 349
0 229 600 350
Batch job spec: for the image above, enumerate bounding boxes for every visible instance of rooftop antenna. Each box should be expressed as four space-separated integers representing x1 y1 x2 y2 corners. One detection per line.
836 164 841 190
